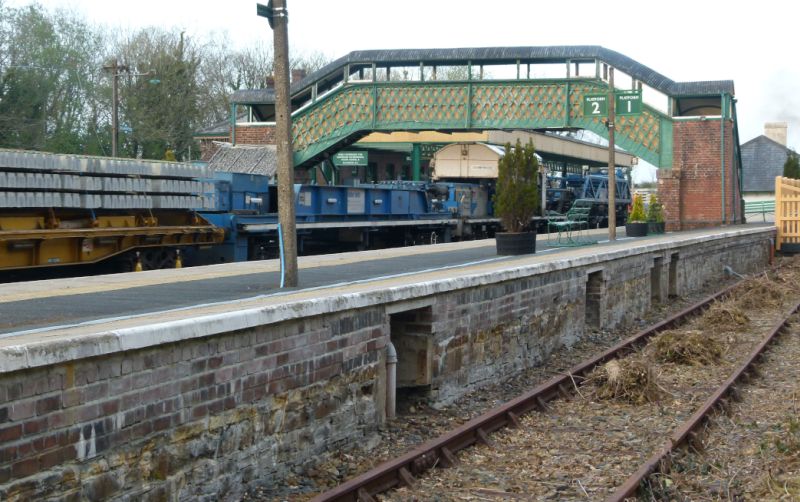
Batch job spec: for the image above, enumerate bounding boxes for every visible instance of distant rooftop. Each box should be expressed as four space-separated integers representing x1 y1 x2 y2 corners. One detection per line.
206 144 277 177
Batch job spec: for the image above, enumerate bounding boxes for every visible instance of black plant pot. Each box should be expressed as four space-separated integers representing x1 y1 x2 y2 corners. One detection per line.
496 231 536 255
648 222 665 234
625 222 648 237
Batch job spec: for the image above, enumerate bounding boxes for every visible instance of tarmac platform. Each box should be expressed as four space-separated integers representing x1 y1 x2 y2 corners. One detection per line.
0 224 775 371
0 224 776 339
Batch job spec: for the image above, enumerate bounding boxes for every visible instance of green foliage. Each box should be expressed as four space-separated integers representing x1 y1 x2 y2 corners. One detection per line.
0 3 331 160
784 152 800 180
493 139 540 233
0 3 107 153
646 194 664 223
628 193 647 223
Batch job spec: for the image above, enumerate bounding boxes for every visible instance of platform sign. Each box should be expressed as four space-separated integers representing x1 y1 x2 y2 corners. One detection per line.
615 90 642 116
332 151 368 167
583 94 608 116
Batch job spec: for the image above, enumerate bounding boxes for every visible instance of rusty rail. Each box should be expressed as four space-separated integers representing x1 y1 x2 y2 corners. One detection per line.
607 298 800 501
312 282 742 502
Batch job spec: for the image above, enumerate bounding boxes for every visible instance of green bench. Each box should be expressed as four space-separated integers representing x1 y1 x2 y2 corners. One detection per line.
744 200 775 222
547 206 595 247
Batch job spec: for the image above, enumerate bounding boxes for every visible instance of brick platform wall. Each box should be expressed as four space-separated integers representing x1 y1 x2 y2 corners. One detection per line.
0 309 387 501
660 118 741 231
0 230 773 500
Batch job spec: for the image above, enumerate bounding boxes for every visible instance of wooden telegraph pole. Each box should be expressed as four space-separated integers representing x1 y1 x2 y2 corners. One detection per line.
258 0 298 286
607 67 617 241
103 59 129 157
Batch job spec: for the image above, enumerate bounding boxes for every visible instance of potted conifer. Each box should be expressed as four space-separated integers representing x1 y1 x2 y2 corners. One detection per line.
494 139 539 255
625 193 648 237
646 194 665 234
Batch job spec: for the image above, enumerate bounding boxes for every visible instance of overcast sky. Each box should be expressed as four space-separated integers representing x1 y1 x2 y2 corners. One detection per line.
9 1 798 179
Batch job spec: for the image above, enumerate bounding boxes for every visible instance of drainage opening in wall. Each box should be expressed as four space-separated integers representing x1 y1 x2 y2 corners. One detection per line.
585 270 603 330
389 306 433 415
651 257 664 303
669 253 679 297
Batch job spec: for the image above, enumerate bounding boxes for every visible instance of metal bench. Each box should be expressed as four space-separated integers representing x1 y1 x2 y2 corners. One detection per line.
547 206 595 246
744 200 775 222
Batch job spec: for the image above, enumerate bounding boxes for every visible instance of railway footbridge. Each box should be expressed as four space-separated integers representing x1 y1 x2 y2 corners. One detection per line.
231 45 743 230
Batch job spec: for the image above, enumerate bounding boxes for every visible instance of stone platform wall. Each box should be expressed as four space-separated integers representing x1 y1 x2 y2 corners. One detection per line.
0 228 774 501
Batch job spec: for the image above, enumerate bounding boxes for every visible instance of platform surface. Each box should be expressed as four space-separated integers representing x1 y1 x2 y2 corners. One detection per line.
0 225 773 342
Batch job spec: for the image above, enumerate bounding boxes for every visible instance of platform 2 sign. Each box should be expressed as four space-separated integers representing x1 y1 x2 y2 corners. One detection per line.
583 90 642 117
583 94 608 116
332 151 368 167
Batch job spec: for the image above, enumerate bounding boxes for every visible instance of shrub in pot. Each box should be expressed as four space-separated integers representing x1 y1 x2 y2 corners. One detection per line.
625 193 648 237
494 139 539 255
646 194 665 234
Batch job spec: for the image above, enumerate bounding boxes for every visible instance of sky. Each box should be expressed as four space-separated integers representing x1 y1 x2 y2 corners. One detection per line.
8 0 799 181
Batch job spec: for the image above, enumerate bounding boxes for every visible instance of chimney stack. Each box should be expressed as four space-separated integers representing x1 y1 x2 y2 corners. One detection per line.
765 122 788 146
265 76 275 89
290 68 307 84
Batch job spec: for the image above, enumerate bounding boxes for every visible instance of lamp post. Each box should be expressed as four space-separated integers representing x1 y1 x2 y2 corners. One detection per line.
258 0 298 287
103 59 157 157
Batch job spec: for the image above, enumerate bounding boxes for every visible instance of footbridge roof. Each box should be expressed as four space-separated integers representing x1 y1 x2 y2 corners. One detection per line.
231 45 734 107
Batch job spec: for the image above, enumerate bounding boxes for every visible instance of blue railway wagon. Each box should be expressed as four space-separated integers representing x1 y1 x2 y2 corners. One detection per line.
197 173 457 264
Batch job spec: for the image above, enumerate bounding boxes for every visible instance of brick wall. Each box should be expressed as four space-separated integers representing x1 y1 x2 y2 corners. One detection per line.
234 124 276 145
659 119 741 230
0 308 387 501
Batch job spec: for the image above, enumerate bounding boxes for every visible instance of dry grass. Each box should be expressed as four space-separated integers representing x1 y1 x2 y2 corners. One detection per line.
774 254 800 282
697 302 750 332
734 275 790 310
649 329 723 366
585 357 661 405
751 415 800 500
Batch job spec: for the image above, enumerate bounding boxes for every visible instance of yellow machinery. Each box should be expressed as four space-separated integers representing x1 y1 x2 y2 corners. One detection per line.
0 209 224 271
0 149 225 272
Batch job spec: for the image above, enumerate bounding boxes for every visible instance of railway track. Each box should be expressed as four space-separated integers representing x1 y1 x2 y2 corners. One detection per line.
310 259 800 502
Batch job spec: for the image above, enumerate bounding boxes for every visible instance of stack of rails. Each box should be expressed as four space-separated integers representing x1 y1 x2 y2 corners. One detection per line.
0 149 224 272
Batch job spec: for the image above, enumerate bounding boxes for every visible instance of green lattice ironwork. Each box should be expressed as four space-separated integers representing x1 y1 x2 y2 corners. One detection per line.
291 79 672 168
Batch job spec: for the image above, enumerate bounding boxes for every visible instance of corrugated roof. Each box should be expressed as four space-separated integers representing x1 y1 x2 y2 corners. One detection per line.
206 144 277 176
231 45 734 106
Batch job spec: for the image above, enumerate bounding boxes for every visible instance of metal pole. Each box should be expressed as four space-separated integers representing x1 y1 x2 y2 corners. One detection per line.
386 342 397 419
271 0 298 286
411 143 421 181
607 67 617 241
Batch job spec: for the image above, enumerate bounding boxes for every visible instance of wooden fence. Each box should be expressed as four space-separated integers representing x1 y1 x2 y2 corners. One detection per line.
776 176 800 250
